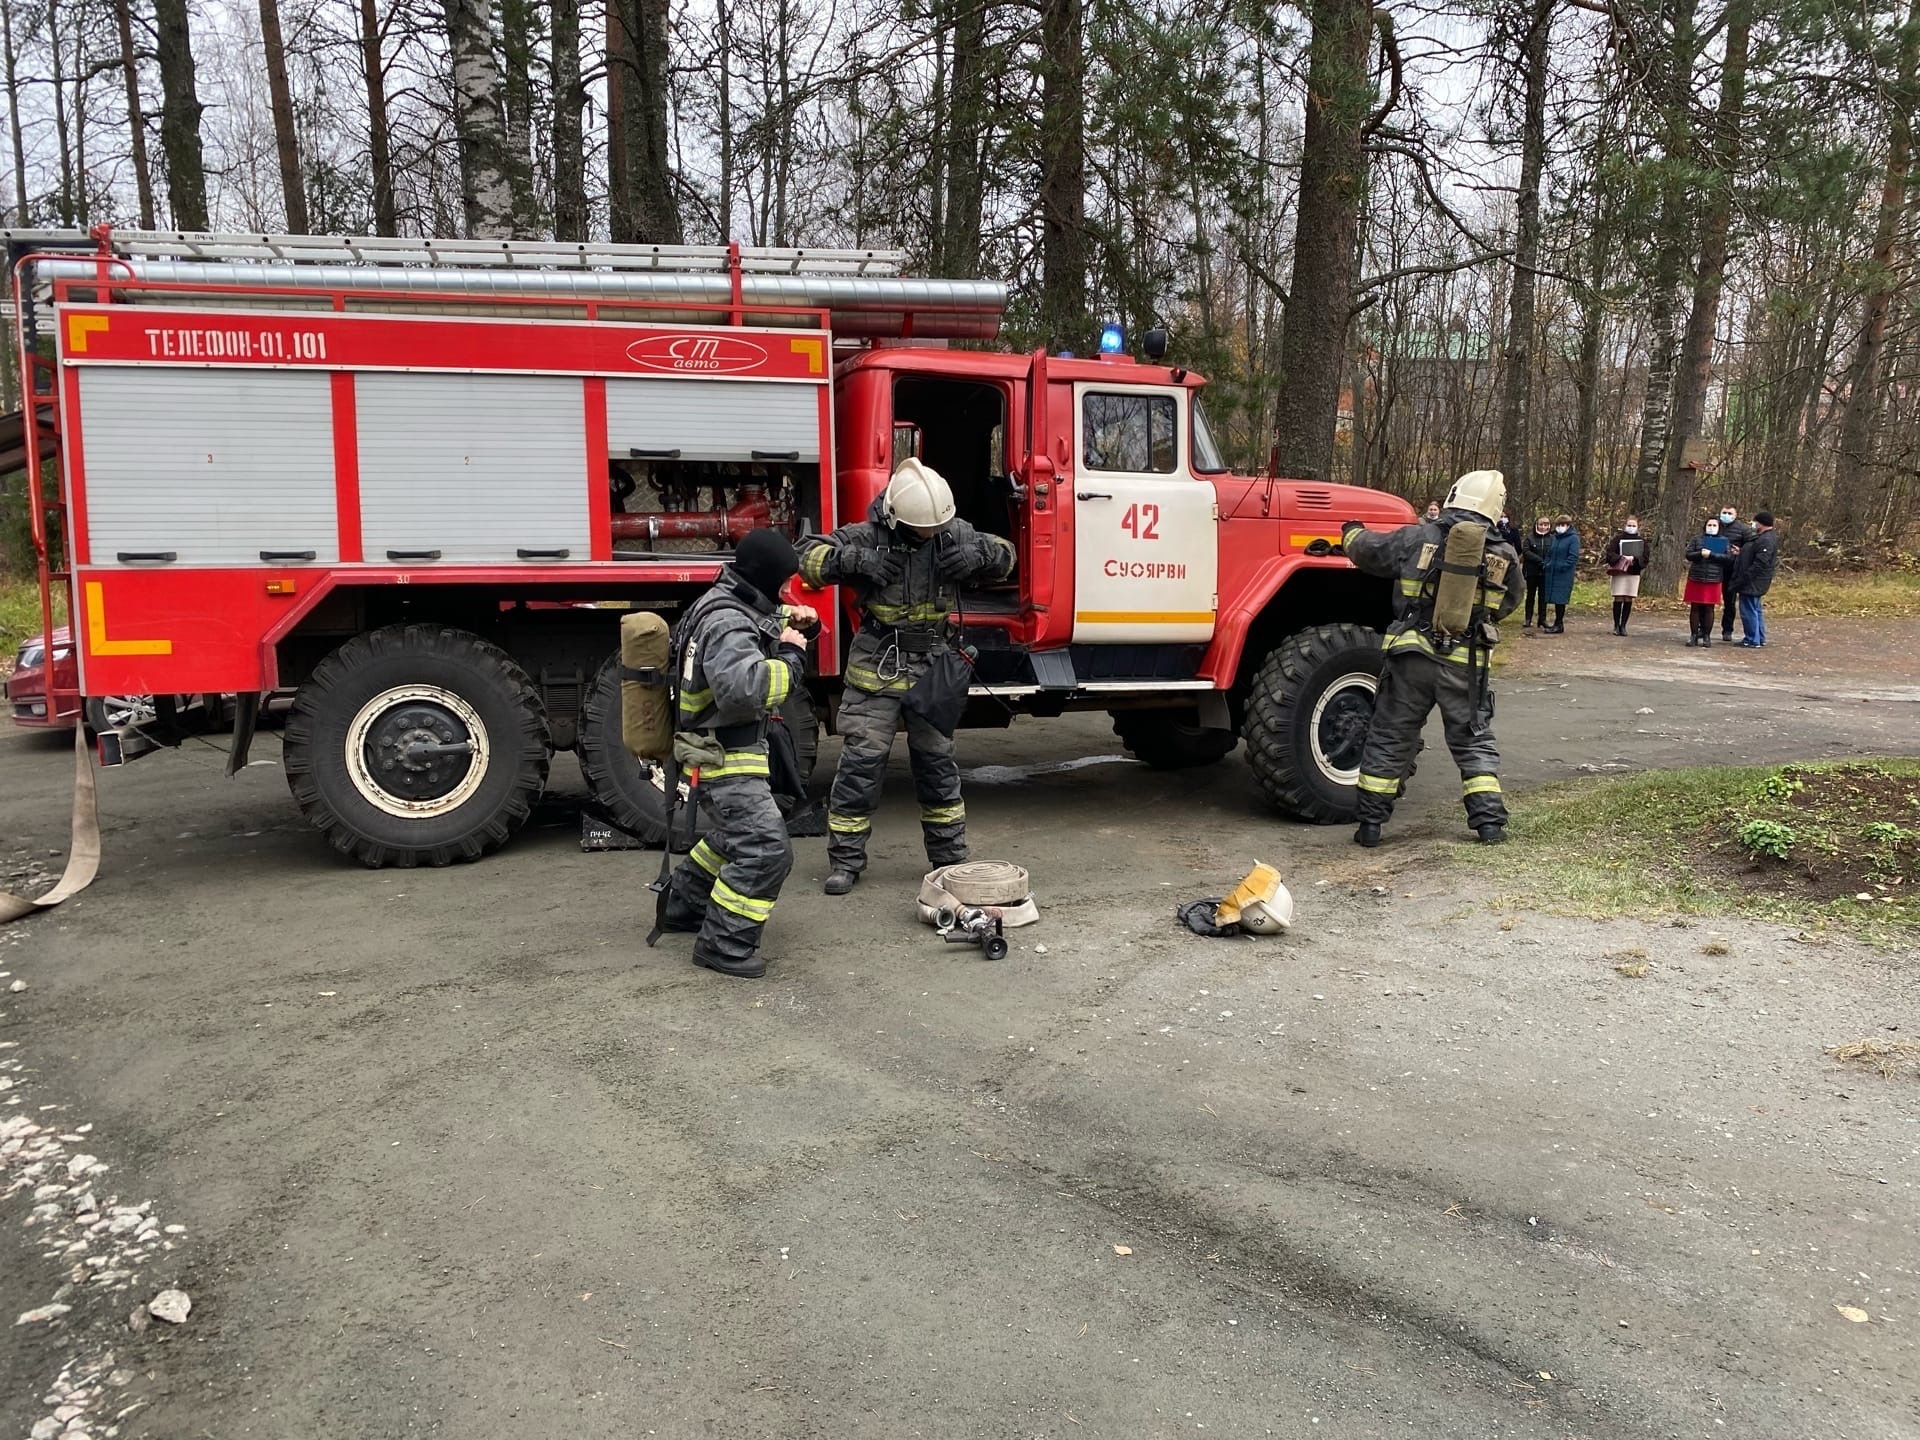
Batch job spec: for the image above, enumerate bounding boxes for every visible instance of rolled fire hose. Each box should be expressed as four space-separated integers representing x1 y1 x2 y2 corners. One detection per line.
1 727 102 924
916 861 1038 930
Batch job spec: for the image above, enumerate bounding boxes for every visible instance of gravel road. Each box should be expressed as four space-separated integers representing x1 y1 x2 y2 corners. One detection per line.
2 622 1915 1440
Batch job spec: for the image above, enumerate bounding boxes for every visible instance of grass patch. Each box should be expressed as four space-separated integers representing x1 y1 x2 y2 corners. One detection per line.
1569 567 1920 619
1825 1040 1920 1079
0 573 65 659
1488 757 1920 943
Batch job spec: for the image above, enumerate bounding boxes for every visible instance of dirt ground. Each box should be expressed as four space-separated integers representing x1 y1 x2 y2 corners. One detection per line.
1 616 1916 1440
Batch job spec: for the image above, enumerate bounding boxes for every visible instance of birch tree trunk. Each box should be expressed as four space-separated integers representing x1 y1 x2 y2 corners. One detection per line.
442 0 530 239
153 0 210 229
112 0 156 228
258 0 310 232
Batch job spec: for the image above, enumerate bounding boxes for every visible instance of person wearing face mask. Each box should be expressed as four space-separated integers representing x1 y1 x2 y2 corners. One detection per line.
1424 500 1442 523
1522 517 1552 628
1683 515 1733 646
1540 515 1580 633
1604 516 1648 635
1493 512 1524 553
1715 506 1753 641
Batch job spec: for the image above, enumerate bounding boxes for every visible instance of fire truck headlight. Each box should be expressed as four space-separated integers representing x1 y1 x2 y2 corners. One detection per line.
1098 323 1125 355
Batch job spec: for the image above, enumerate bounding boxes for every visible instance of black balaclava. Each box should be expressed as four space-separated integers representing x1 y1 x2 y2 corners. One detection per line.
732 529 800 604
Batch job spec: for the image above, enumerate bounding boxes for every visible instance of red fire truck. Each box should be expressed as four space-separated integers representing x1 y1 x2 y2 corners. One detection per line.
5 228 1410 867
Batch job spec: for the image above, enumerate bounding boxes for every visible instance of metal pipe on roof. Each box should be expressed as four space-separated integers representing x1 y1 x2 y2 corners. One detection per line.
32 257 1008 340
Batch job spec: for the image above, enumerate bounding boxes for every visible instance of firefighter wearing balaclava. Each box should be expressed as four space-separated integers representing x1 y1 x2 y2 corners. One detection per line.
1340 469 1522 848
658 529 811 979
798 459 1017 894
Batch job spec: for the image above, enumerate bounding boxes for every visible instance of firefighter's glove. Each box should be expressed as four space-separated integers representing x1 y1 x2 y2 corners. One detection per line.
1340 519 1367 543
936 538 989 581
843 546 904 585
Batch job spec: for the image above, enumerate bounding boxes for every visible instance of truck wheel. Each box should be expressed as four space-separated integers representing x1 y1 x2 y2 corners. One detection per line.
1243 623 1384 823
1110 708 1238 770
578 655 819 845
283 625 550 868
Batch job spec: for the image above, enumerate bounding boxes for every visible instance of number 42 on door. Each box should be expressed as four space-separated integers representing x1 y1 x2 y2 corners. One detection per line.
1121 503 1160 540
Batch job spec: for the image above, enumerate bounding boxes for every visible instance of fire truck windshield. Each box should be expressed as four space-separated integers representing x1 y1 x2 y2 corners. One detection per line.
1191 398 1228 474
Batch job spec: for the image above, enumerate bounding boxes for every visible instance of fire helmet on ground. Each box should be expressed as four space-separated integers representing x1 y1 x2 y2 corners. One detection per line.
1215 862 1294 935
1444 469 1507 524
883 458 957 530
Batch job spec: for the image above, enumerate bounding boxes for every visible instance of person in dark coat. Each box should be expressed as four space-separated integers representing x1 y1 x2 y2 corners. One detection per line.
1493 512 1524 554
1732 511 1779 647
1539 515 1580 632
1683 516 1732 647
1603 516 1648 636
1716 506 1753 640
1522 517 1552 628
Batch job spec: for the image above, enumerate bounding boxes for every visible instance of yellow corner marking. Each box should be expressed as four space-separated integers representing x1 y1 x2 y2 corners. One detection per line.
1075 611 1215 625
85 581 172 657
66 314 109 353
789 337 825 375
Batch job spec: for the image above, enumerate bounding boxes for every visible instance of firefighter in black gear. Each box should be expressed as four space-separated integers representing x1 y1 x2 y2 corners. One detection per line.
797 459 1017 895
660 529 811 979
1341 469 1522 848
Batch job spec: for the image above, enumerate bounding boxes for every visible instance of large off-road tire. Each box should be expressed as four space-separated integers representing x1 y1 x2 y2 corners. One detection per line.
283 625 550 868
1111 707 1239 770
1243 623 1384 823
577 653 818 845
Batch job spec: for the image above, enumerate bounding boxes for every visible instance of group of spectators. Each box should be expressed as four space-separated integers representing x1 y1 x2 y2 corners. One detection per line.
1420 500 1781 647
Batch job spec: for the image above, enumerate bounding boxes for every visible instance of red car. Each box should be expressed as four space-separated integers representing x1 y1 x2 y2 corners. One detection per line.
6 625 79 729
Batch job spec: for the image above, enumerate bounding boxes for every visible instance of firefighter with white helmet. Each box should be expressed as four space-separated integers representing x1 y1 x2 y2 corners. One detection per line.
1340 468 1522 848
798 459 1017 894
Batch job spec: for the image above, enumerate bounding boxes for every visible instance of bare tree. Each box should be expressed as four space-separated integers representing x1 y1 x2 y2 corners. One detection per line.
1274 0 1380 479
153 0 210 228
2 0 30 225
1038 0 1087 349
111 0 156 227
1494 0 1550 517
608 0 683 242
258 0 309 231
551 0 586 241
357 0 398 236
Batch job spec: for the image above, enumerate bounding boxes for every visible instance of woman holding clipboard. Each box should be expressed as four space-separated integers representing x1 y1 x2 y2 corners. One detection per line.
1683 515 1733 647
1605 517 1648 635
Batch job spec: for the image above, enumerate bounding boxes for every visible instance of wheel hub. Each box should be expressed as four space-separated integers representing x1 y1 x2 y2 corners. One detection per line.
1309 675 1378 782
345 686 491 818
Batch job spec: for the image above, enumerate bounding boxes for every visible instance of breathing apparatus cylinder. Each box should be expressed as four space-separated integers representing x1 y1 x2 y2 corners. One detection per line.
1431 521 1488 642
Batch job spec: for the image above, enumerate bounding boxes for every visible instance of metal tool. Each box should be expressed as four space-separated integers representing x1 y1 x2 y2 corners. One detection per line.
935 904 1009 961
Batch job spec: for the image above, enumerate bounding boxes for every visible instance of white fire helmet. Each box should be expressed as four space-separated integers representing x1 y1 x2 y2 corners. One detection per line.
882 458 957 530
1215 862 1294 935
1444 468 1506 524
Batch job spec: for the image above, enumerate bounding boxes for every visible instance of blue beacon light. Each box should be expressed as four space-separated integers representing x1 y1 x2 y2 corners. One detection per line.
1098 323 1125 355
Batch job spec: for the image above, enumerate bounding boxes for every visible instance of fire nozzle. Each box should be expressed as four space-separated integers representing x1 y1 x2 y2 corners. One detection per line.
935 905 1009 961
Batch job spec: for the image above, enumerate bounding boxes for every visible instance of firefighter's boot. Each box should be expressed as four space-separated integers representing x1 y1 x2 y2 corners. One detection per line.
824 870 858 896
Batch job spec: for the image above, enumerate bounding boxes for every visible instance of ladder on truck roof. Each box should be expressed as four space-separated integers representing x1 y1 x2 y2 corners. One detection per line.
0 228 909 275
5 228 1005 340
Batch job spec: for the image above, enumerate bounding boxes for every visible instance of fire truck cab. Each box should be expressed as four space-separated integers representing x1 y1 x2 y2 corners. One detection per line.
5 229 1411 868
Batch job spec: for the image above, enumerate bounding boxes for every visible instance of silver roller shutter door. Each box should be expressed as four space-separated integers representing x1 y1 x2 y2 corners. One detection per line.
76 367 337 566
605 378 819 463
356 373 589 563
